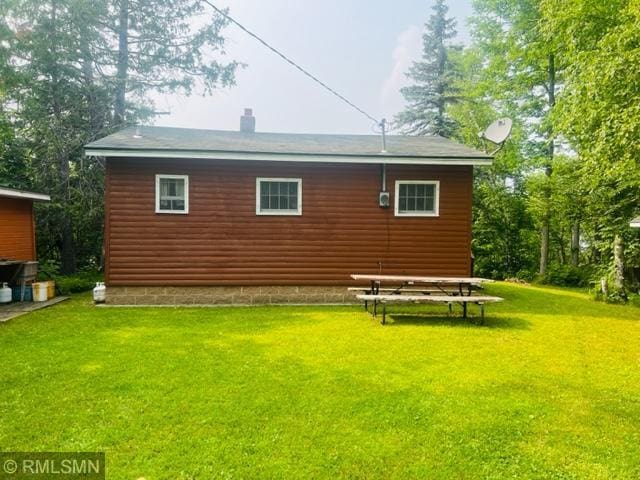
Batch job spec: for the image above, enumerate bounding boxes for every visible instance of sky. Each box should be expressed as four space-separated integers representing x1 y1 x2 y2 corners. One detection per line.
154 0 474 135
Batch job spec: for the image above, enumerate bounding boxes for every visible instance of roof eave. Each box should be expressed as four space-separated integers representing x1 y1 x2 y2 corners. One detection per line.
84 148 493 166
0 187 51 202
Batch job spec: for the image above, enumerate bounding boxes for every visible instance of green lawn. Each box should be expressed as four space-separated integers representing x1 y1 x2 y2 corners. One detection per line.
1 283 639 479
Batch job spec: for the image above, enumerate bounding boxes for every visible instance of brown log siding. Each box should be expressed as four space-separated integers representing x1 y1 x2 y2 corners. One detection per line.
0 197 36 261
105 158 473 285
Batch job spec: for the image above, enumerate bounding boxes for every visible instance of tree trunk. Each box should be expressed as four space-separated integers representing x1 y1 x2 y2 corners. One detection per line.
570 221 580 267
82 55 102 137
613 234 625 293
59 152 76 275
50 0 76 274
557 232 566 265
539 53 556 276
114 0 129 125
540 222 550 274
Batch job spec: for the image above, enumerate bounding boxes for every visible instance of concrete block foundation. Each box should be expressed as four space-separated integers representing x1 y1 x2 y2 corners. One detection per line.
105 286 357 305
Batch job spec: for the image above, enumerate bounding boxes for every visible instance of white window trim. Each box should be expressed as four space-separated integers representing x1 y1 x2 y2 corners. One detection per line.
256 177 302 216
394 180 440 217
155 174 189 214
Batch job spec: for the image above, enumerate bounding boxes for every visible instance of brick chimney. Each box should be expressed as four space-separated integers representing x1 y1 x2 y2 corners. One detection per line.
240 108 255 133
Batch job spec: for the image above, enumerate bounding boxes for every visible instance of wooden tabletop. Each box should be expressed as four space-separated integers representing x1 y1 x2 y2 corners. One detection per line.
350 274 492 284
0 260 25 266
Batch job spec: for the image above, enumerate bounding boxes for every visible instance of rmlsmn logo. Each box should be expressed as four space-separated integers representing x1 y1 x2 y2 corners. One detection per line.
0 452 105 479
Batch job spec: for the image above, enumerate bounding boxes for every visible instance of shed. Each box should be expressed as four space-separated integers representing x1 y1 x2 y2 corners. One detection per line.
0 187 50 261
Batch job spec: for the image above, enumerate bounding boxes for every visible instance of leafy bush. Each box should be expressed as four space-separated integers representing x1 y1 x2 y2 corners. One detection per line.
37 260 60 281
538 264 593 287
53 271 103 295
515 269 535 282
628 294 640 308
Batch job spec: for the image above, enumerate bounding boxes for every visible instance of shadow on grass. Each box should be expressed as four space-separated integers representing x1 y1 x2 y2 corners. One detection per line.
385 313 531 330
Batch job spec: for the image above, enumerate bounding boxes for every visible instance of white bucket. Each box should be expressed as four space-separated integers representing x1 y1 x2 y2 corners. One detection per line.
32 282 48 302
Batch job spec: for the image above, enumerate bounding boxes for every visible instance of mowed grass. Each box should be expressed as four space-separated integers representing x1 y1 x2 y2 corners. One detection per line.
1 283 639 479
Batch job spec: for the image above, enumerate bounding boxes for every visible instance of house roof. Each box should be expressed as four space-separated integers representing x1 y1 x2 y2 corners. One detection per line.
84 126 493 166
0 186 50 202
631 216 640 228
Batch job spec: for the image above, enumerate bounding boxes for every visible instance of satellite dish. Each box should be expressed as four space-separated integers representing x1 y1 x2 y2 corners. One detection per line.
479 118 512 154
481 118 512 144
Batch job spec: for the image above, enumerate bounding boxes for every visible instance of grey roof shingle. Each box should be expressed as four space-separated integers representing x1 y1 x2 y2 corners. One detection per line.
85 126 492 160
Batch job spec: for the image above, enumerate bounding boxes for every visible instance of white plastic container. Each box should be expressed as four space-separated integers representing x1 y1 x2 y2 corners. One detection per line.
32 282 48 302
93 282 106 304
0 283 11 304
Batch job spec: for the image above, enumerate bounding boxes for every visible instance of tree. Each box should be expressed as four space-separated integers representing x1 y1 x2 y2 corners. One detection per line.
0 111 29 189
470 0 562 276
541 0 640 295
105 0 239 125
394 0 461 137
0 0 238 273
448 51 538 279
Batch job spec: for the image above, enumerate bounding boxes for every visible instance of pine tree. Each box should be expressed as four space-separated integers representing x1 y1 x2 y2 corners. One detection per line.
394 0 461 137
0 0 238 273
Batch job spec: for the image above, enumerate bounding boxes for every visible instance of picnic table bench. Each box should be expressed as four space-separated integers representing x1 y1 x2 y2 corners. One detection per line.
350 274 503 325
356 294 503 324
347 286 463 295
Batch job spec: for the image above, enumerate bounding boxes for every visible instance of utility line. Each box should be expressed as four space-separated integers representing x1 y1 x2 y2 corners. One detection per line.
202 0 382 126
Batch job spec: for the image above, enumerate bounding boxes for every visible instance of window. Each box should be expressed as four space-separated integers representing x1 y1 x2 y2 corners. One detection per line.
394 180 439 217
256 178 302 215
155 174 189 214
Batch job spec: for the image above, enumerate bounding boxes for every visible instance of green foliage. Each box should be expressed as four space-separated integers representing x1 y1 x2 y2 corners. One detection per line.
54 271 103 294
394 0 461 137
628 293 640 308
448 48 537 281
439 0 639 292
0 0 238 273
538 263 593 287
469 0 559 160
36 259 61 280
0 113 29 189
541 0 640 267
472 183 538 280
591 284 629 305
37 260 102 293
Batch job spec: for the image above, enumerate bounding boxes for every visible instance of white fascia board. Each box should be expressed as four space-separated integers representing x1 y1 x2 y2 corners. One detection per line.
84 148 493 166
0 187 50 201
631 219 640 228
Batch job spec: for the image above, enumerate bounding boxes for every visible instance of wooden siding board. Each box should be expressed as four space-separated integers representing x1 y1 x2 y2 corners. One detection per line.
104 161 111 283
0 197 36 261
106 158 473 285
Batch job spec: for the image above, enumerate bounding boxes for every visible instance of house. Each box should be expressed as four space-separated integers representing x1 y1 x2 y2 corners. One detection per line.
631 217 640 228
0 187 50 262
84 110 493 305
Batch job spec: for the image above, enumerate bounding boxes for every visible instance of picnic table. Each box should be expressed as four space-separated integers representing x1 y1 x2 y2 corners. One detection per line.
349 274 502 324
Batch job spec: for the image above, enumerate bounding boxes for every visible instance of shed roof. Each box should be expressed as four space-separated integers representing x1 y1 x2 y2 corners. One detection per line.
0 187 50 202
85 126 493 166
631 216 640 228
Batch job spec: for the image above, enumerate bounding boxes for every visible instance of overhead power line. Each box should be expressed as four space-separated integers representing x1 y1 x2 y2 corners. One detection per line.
202 0 382 126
